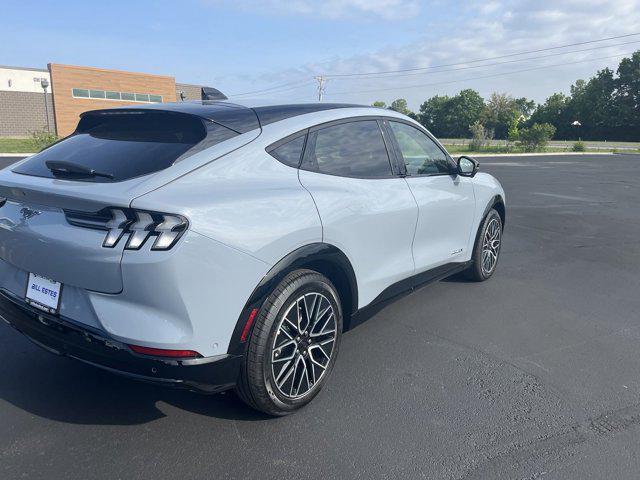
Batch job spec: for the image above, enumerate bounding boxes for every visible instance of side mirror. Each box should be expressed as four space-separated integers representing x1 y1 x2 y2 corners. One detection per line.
457 156 479 177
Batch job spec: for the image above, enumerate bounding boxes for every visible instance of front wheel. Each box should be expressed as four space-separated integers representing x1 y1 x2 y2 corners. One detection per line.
236 269 342 416
465 209 503 281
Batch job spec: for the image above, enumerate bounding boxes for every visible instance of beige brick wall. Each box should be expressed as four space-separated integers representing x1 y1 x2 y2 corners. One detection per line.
0 91 55 137
49 64 177 136
176 83 203 101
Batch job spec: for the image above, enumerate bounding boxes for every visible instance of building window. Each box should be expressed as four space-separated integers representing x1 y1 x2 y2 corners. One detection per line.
72 88 90 98
72 88 162 103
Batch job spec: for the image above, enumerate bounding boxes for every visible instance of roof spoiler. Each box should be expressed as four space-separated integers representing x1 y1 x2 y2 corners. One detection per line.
201 87 227 101
78 103 260 134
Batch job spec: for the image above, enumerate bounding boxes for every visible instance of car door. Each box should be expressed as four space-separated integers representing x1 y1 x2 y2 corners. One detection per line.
298 118 418 308
385 119 476 273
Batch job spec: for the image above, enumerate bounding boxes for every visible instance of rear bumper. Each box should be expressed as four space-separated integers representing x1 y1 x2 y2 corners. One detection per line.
0 290 241 393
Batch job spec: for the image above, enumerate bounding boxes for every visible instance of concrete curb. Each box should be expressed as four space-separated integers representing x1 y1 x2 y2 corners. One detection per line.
457 152 616 158
0 153 34 157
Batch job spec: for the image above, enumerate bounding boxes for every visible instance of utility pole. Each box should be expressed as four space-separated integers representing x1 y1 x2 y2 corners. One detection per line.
314 75 326 102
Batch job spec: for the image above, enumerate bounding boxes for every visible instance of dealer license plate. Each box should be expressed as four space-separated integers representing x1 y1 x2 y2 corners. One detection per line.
25 273 62 314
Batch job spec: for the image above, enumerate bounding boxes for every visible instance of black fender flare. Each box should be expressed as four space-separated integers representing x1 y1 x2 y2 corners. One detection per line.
227 243 358 355
483 194 506 228
470 195 506 256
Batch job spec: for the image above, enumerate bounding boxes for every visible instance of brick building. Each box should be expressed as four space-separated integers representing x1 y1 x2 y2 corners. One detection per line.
0 64 216 137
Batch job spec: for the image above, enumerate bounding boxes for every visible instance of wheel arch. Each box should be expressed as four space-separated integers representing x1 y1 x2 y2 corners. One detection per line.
480 194 506 229
469 195 505 254
227 243 358 355
492 196 506 229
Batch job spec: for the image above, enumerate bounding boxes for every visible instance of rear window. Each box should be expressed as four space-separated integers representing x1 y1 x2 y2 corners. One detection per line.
303 121 392 178
13 111 233 183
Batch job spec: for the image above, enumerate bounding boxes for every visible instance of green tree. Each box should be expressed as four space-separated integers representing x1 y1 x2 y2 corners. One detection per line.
528 93 571 137
372 101 387 108
528 51 640 141
418 89 484 137
614 51 640 140
389 98 411 116
416 51 640 141
514 97 536 118
570 71 616 139
447 89 485 137
481 93 520 139
419 95 451 136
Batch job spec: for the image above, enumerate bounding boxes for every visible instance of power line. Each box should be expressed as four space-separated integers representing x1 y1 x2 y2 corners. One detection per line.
324 52 634 97
323 32 640 78
226 33 640 100
230 80 316 98
229 78 312 97
327 40 640 81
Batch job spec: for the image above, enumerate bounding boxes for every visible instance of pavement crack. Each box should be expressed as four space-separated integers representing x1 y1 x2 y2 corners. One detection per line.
457 401 640 479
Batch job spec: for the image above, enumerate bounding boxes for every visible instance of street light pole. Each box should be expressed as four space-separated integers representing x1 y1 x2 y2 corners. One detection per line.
571 120 582 141
40 79 51 134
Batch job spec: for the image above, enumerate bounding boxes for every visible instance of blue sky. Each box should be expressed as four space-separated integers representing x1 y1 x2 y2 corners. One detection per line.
2 0 639 109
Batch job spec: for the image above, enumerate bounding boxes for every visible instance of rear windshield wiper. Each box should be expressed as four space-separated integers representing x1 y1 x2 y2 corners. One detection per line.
45 160 114 180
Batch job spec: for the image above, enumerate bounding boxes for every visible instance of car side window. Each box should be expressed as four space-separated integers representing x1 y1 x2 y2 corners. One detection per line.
268 134 306 168
305 120 393 178
388 121 453 175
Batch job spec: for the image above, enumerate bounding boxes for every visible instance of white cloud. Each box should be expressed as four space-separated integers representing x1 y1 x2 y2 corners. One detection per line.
223 0 640 107
480 1 501 14
205 0 421 20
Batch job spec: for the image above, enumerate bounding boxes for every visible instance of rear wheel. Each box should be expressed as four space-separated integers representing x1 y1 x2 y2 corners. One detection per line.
465 208 503 281
236 269 342 416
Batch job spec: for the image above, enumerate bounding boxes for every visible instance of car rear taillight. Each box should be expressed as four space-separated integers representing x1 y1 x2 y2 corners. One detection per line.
66 207 188 251
103 209 129 248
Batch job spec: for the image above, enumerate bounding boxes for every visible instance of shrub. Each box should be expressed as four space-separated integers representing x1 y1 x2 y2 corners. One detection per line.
469 121 494 151
507 115 522 145
517 123 556 152
29 129 58 152
572 141 586 152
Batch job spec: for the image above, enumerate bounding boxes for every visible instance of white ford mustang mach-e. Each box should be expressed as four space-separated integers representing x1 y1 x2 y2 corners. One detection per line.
0 101 505 415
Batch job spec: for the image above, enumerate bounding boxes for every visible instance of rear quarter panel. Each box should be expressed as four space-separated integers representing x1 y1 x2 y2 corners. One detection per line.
130 142 322 265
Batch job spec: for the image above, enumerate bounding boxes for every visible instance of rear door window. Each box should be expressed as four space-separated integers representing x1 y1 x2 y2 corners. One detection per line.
303 120 393 178
12 111 233 183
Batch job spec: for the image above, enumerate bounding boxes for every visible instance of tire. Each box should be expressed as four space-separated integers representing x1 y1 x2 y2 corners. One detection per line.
465 208 503 282
236 269 343 416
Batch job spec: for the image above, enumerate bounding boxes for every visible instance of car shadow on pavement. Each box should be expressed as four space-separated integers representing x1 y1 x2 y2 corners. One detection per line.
0 335 272 425
440 271 470 283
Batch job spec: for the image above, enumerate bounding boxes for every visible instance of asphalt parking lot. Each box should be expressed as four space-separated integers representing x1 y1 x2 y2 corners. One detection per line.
1 153 640 479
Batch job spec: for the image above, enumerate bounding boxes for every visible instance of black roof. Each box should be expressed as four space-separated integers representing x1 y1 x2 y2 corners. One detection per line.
80 101 259 134
251 103 365 126
81 101 369 134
